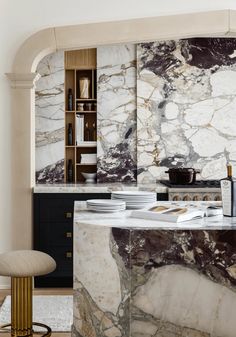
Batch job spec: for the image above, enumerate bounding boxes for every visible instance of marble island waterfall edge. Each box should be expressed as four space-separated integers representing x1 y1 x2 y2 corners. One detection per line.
73 217 236 337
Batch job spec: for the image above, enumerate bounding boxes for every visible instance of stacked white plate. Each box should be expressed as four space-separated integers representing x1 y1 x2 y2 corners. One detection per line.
111 191 156 209
87 199 126 212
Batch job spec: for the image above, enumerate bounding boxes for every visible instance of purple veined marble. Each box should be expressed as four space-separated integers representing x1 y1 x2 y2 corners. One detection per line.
34 38 236 184
35 50 65 183
73 201 236 337
97 44 137 183
137 38 236 183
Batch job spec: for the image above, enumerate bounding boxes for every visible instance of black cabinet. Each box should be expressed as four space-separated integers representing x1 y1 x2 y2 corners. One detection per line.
33 193 111 287
33 191 167 288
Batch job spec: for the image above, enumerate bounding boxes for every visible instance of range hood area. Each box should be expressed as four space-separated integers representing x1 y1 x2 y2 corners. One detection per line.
35 38 236 185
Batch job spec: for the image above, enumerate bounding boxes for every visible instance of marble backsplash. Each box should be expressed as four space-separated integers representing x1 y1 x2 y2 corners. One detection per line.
97 45 137 182
35 39 236 184
137 38 236 183
35 51 64 183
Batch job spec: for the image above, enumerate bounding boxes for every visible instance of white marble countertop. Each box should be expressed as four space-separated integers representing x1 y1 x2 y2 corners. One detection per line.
74 201 236 230
33 182 168 193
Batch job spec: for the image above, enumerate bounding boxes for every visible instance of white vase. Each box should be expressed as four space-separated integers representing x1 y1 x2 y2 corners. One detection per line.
79 77 90 99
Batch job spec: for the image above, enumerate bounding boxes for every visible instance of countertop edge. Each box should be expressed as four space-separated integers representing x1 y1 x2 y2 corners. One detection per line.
73 201 236 230
33 183 168 194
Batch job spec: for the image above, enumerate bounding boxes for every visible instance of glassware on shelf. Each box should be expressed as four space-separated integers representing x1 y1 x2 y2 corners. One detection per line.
85 103 92 111
68 123 73 145
67 159 73 182
68 88 73 111
84 122 90 141
92 122 97 141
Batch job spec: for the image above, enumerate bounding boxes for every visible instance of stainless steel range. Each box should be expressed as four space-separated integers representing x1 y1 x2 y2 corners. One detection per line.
160 180 222 201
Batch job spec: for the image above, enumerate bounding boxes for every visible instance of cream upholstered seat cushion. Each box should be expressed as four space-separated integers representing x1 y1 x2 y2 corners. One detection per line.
0 250 56 277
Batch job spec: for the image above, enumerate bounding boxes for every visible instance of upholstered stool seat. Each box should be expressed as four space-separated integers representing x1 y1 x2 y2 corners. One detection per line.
0 250 56 337
0 250 56 277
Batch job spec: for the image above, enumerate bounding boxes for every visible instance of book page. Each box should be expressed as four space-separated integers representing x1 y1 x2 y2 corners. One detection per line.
149 206 188 215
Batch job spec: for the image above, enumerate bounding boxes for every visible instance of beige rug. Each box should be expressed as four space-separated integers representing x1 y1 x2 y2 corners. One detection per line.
0 295 73 332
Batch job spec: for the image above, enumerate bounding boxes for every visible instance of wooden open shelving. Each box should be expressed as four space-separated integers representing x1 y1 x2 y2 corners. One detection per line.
64 49 97 183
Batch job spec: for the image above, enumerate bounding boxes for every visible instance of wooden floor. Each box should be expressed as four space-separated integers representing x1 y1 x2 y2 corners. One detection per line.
0 288 73 337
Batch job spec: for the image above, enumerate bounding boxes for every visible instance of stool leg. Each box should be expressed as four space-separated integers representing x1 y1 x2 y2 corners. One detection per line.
11 276 33 337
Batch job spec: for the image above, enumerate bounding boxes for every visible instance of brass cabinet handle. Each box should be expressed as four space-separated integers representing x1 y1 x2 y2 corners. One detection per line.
65 212 72 218
66 232 72 238
203 195 210 201
66 252 72 258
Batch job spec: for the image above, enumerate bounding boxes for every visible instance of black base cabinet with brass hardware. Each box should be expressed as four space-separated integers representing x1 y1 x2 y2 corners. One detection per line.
33 193 111 287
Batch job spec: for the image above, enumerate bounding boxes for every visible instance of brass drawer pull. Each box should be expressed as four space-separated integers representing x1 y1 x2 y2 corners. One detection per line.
66 252 72 258
66 232 72 238
65 212 72 218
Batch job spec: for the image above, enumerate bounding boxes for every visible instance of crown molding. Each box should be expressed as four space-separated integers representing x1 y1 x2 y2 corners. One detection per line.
6 73 41 89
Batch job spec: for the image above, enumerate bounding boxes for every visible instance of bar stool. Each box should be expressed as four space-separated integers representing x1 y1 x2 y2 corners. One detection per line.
0 250 56 337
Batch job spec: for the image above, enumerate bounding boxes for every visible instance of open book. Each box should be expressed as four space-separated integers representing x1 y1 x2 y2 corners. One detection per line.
130 204 221 223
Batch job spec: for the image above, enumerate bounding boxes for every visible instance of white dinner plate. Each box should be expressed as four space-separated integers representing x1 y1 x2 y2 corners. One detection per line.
87 207 126 213
112 191 156 196
125 205 147 209
87 205 126 210
87 199 125 206
112 195 155 198
112 197 155 201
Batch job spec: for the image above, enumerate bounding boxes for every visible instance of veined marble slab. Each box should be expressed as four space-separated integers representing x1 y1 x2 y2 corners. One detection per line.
137 38 236 183
73 201 236 337
35 50 64 183
33 183 167 194
97 44 137 182
73 201 235 230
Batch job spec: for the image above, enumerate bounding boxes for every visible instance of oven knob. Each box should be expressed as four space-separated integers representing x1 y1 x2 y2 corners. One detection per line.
203 195 211 201
193 195 199 201
183 195 191 201
214 195 221 201
172 195 180 201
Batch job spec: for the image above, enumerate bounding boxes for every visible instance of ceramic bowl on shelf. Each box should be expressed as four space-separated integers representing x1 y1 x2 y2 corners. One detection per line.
81 172 97 183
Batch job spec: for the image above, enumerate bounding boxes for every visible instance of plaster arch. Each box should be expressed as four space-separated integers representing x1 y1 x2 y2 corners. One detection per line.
5 9 236 253
11 9 235 74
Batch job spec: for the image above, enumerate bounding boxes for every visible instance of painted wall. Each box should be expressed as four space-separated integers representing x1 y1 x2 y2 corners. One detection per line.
35 51 64 183
137 38 236 183
1 0 236 288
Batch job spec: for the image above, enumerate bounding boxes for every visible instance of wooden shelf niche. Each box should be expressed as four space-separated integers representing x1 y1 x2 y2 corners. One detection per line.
64 49 97 183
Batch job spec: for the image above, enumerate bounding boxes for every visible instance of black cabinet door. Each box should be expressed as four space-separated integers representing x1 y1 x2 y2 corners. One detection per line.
39 246 73 276
33 193 111 288
39 199 74 223
38 222 73 247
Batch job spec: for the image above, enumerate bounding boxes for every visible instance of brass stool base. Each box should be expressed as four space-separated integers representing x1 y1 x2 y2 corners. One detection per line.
0 277 52 337
0 322 51 337
33 322 51 337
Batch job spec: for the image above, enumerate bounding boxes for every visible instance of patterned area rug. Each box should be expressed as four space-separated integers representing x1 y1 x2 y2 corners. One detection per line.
0 295 73 332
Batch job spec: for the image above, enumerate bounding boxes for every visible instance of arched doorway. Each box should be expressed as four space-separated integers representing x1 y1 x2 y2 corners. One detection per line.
6 9 234 250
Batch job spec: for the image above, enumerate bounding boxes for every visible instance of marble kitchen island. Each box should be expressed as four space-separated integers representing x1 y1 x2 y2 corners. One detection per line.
73 201 236 337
